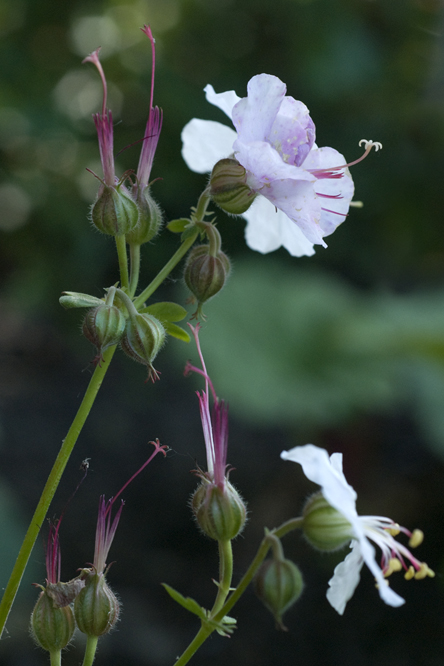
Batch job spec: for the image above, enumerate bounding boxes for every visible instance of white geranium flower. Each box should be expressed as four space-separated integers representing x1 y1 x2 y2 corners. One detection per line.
280 444 433 614
182 74 379 257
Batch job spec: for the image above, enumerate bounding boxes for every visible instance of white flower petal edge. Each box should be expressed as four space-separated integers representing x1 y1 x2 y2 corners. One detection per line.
280 444 405 613
181 119 237 174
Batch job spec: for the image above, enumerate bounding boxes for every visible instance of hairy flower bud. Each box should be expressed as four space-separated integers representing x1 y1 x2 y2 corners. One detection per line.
91 183 139 236
302 492 354 552
209 158 256 215
126 186 163 245
184 245 230 306
254 557 304 629
191 479 246 541
74 570 119 637
120 313 165 381
82 303 126 358
30 589 76 652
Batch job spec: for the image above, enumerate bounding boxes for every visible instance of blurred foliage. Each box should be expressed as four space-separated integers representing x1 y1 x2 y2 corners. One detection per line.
1 0 444 665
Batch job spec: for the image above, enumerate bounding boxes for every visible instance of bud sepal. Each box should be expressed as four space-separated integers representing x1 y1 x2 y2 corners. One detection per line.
254 536 304 629
120 312 165 381
91 177 139 237
210 158 257 215
302 492 354 552
191 475 246 542
30 588 76 652
74 569 119 637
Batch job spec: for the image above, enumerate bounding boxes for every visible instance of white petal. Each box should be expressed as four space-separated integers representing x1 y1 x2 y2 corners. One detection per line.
281 444 358 522
326 541 364 615
242 196 315 256
181 119 237 174
204 84 240 119
359 535 405 608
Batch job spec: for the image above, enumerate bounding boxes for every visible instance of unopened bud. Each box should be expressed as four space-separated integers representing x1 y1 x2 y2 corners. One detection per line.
191 479 246 541
126 186 163 245
91 183 139 236
120 313 165 381
74 570 119 637
255 557 303 629
210 158 256 215
83 303 126 358
302 492 354 552
30 588 76 651
184 245 230 306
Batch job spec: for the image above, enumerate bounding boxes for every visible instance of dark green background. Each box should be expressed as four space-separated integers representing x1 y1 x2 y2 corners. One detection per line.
1 0 443 664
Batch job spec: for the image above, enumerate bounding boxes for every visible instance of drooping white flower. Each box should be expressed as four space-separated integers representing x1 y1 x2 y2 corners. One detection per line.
280 444 433 614
181 74 378 257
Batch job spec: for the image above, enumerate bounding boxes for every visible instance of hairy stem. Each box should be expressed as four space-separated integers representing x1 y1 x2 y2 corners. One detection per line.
0 345 117 638
82 635 99 666
133 232 198 309
115 235 129 291
129 243 141 298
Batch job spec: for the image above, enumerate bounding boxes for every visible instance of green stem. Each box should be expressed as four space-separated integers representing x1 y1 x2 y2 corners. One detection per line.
212 539 233 615
82 635 99 666
115 235 129 291
214 517 304 622
50 650 62 666
173 517 304 666
193 188 211 222
133 232 198 309
0 345 117 639
129 244 141 298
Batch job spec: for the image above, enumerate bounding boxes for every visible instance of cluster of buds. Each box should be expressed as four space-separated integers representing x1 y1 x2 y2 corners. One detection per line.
31 441 167 655
184 222 231 318
84 25 162 245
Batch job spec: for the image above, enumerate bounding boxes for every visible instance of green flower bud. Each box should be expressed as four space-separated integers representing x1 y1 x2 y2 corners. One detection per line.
74 570 119 637
120 313 165 381
91 183 139 236
82 303 126 359
191 479 246 541
30 588 76 651
302 492 354 552
126 186 163 245
210 158 257 215
254 557 304 629
184 245 231 305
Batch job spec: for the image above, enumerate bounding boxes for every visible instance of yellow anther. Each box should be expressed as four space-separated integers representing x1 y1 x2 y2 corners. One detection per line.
384 558 403 578
358 139 383 152
409 529 424 548
404 566 415 581
349 201 363 208
386 524 401 537
414 563 435 580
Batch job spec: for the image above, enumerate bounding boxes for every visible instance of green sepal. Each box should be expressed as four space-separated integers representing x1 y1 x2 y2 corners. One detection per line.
209 614 237 637
59 292 104 309
163 322 190 342
141 301 187 322
162 584 206 620
167 218 191 233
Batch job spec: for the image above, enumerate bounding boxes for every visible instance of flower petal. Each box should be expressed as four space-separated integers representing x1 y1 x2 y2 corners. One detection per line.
326 541 364 615
281 444 358 522
303 146 354 236
242 196 315 257
181 119 237 174
358 535 405 608
268 97 316 167
232 74 286 143
204 84 240 119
